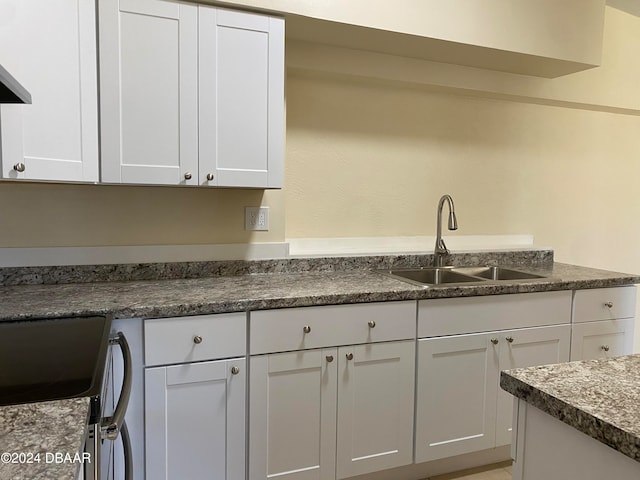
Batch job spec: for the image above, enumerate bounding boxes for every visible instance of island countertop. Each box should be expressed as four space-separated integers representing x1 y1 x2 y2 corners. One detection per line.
500 354 640 463
0 397 90 480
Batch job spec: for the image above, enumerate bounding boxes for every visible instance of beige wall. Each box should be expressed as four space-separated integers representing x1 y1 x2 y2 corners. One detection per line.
0 183 285 247
0 6 638 277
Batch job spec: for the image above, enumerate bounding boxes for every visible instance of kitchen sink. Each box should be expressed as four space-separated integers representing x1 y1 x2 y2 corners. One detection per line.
381 265 548 287
384 267 482 287
452 266 546 281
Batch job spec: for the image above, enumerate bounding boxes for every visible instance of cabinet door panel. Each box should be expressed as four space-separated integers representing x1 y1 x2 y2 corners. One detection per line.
145 358 245 480
336 341 415 479
495 325 570 447
416 334 498 463
100 0 198 184
0 0 98 181
570 318 634 361
199 7 284 187
249 349 337 480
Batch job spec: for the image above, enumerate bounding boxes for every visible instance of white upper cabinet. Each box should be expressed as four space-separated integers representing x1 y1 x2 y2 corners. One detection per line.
99 0 284 188
99 0 198 185
0 0 99 182
199 8 284 187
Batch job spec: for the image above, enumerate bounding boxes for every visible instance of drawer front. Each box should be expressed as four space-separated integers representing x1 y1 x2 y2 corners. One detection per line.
250 301 416 355
145 313 246 367
573 286 637 323
570 318 635 361
418 291 573 338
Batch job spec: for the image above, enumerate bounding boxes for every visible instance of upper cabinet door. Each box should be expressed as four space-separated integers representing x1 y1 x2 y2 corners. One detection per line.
199 7 284 188
0 0 98 182
99 0 198 185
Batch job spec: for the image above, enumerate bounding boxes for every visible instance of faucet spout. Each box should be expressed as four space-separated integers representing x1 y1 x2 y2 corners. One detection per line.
434 194 458 267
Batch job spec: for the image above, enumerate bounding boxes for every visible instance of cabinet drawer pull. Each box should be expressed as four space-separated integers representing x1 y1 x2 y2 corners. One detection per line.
206 173 215 181
184 172 192 180
231 366 240 375
303 325 311 334
368 320 376 328
604 302 614 308
506 336 514 343
601 345 610 352
13 162 26 172
491 338 499 345
346 352 354 360
193 335 203 344
326 355 334 363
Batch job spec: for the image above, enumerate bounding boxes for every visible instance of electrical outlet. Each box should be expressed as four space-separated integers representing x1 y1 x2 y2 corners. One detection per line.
245 207 269 231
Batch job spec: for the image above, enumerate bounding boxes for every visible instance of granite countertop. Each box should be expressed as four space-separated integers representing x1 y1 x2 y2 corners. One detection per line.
0 260 638 322
0 397 90 480
500 355 640 463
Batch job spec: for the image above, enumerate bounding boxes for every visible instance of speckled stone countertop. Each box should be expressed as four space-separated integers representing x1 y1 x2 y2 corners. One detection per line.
0 260 638 321
0 397 90 480
500 355 640 463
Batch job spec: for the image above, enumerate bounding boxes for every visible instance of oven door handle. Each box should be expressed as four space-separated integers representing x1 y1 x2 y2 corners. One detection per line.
101 332 132 441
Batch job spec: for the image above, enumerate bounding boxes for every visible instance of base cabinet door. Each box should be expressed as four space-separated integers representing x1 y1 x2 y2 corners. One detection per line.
495 325 570 446
145 358 245 480
249 349 337 480
336 341 415 479
415 333 499 463
570 319 634 361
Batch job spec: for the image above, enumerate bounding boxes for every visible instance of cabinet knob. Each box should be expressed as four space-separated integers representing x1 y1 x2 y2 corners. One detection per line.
184 172 192 180
13 162 26 172
346 352 354 360
491 338 499 345
303 325 311 334
326 355 334 363
231 366 240 375
506 336 514 343
604 302 614 308
206 173 215 181
601 345 610 352
368 320 376 328
193 335 203 344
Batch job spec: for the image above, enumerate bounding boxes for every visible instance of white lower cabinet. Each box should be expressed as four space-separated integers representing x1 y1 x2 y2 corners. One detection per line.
143 313 246 480
570 318 634 361
415 292 573 463
336 341 415 478
248 301 416 480
570 286 636 361
249 348 337 480
145 358 245 480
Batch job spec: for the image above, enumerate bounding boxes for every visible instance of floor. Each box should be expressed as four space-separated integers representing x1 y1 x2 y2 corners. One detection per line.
428 462 512 480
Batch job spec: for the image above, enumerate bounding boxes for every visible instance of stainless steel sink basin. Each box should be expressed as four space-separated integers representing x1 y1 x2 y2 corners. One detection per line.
384 267 481 286
381 265 547 287
452 266 546 281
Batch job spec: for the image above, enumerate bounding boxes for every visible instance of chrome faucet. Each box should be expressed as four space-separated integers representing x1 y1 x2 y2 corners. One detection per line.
434 194 458 267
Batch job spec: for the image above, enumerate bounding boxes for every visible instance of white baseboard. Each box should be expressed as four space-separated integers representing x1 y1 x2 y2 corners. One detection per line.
287 235 537 257
0 242 290 267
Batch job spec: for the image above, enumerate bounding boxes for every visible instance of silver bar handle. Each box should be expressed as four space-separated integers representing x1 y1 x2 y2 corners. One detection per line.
101 332 132 441
120 420 133 480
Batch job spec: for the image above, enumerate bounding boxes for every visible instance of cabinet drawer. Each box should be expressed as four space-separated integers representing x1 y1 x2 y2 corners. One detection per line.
570 318 634 361
250 301 415 355
418 291 572 338
145 313 246 367
572 287 637 323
